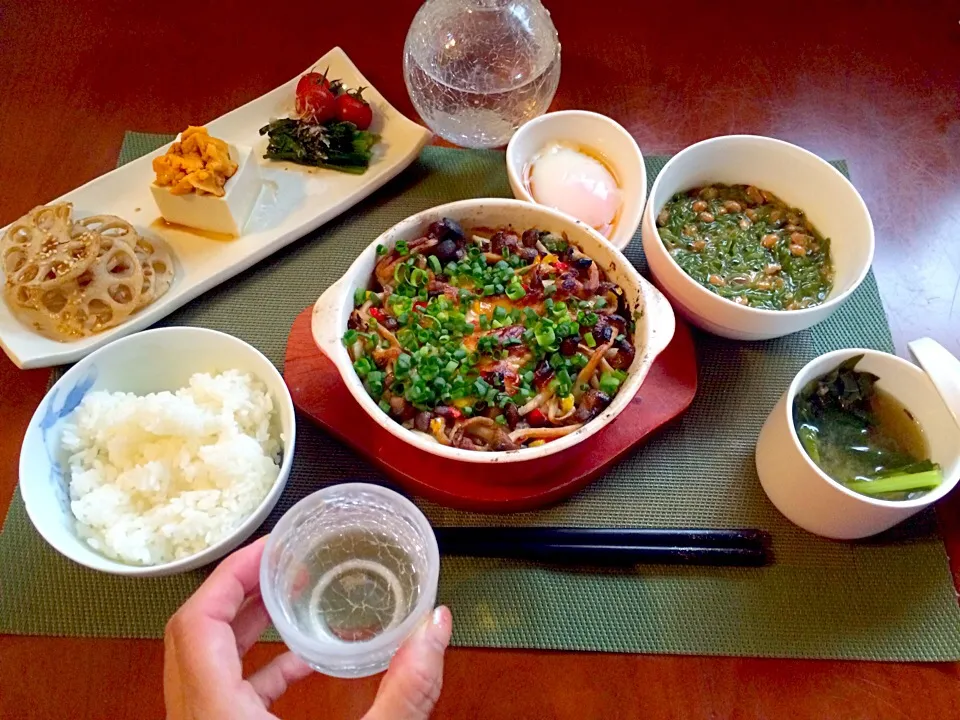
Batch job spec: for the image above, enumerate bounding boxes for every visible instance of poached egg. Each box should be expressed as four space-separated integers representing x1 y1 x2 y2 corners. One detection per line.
527 142 621 237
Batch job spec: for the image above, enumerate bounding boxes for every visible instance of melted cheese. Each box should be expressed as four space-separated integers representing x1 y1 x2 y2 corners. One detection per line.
474 297 516 318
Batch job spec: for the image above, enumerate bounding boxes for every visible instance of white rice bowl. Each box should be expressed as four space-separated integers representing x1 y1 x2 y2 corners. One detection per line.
61 369 282 566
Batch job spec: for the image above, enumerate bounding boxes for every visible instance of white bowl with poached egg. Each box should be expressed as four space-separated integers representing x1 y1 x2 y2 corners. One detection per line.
506 110 646 252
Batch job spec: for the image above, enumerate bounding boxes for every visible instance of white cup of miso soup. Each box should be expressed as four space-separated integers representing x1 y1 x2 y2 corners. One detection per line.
756 348 960 539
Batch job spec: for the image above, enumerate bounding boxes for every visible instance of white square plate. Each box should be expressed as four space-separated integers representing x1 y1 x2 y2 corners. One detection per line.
0 47 431 369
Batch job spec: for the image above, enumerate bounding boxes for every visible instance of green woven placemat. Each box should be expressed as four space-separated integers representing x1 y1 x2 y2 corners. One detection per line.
2 133 959 661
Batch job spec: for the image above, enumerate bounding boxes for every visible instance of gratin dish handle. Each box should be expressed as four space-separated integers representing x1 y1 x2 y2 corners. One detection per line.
641 279 677 360
311 277 349 358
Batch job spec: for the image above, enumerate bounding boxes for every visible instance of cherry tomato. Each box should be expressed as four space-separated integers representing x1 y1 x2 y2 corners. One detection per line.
335 90 373 130
296 84 336 123
295 71 330 98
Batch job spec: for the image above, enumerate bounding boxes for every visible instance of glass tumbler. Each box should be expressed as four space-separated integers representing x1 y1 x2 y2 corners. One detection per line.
403 0 562 148
260 483 440 678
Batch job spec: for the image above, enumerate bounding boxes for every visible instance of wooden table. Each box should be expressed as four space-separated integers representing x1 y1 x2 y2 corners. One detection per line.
2 1 959 717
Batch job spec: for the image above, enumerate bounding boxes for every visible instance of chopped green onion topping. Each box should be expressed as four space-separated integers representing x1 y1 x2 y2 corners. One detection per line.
599 371 623 395
535 326 556 348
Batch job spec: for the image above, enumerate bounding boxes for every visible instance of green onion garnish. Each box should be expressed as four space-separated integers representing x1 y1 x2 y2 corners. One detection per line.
505 281 526 301
599 371 623 395
535 326 556 348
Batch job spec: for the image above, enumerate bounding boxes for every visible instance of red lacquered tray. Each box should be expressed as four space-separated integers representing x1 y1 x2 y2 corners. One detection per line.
284 307 698 512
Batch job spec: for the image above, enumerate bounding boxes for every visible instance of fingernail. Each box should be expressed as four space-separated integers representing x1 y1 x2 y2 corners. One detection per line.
420 606 451 651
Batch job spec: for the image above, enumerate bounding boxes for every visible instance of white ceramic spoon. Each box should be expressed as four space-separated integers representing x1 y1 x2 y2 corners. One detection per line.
908 337 960 431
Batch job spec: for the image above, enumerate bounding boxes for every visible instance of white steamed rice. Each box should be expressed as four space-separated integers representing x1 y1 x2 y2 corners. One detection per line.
62 369 282 566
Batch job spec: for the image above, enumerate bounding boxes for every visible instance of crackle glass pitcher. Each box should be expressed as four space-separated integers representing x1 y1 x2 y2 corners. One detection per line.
403 0 561 148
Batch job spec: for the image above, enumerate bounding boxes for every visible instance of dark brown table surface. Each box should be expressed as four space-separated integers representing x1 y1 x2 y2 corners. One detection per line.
2 1 959 717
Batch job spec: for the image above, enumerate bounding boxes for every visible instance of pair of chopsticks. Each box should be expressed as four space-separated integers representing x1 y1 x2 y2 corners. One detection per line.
434 527 772 567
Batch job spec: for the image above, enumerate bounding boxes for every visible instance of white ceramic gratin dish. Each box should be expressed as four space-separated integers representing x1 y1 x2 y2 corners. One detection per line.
311 198 676 465
0 47 431 369
19 327 296 576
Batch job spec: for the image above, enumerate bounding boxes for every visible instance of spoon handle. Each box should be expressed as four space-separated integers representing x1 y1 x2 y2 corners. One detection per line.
908 337 960 430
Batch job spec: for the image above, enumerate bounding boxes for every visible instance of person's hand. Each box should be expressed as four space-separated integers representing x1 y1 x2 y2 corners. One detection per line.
164 536 453 720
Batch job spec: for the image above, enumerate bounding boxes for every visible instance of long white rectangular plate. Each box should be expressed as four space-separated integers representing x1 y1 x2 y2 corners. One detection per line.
0 47 431 369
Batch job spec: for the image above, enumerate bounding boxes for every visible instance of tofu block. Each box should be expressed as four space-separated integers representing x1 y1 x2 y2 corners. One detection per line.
150 144 261 236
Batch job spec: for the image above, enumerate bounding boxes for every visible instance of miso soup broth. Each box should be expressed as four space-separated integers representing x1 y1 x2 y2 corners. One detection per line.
806 387 928 484
792 355 943 501
868 388 928 460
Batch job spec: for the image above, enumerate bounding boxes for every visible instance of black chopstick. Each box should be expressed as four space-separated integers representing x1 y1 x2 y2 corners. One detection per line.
434 527 772 567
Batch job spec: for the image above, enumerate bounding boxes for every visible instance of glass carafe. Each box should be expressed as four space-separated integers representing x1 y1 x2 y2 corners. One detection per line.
403 0 561 148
